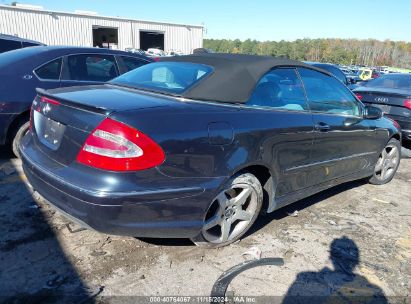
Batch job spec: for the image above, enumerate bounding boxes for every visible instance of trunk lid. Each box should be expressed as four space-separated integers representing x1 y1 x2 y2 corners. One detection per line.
31 84 173 165
355 87 410 107
41 84 172 114
354 87 411 116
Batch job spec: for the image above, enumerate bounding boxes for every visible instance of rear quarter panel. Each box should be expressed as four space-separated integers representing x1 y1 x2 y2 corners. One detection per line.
0 51 66 115
110 101 314 196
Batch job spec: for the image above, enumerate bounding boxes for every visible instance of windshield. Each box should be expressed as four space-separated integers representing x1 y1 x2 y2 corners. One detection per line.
110 62 213 95
364 74 411 89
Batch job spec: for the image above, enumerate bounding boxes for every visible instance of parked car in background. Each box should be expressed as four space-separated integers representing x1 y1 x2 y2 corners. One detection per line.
354 73 411 144
306 62 357 89
0 33 45 53
377 66 390 74
357 68 373 81
146 48 165 57
124 47 146 56
20 54 401 247
192 48 214 54
0 46 152 156
371 69 381 79
165 49 184 56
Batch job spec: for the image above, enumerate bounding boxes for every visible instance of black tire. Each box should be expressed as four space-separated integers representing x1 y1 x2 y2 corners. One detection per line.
11 120 30 158
369 138 401 185
191 172 263 248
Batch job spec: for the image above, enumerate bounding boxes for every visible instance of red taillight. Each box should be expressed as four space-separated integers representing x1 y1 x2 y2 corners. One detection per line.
386 117 401 129
30 95 60 130
404 99 411 110
153 57 160 62
76 118 165 171
29 107 33 131
41 96 60 105
355 93 363 100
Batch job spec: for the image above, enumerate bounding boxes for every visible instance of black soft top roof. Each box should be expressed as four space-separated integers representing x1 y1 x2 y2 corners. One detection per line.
160 53 328 103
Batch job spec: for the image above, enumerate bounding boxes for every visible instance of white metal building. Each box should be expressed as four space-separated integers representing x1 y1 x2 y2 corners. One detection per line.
0 4 203 54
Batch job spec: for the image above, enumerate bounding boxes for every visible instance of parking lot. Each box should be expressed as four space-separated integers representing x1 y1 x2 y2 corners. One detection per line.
1 146 410 303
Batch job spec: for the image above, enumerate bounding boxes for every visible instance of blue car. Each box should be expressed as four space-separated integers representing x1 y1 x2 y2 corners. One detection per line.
0 33 45 53
20 54 401 247
0 46 152 156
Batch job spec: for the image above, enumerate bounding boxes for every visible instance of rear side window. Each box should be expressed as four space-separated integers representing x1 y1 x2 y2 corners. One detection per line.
298 68 360 116
35 58 62 80
120 56 146 72
0 39 22 53
22 41 40 48
67 54 118 82
111 62 213 94
247 68 308 111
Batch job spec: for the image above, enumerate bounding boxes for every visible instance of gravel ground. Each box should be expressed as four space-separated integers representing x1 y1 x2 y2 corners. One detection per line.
0 147 410 303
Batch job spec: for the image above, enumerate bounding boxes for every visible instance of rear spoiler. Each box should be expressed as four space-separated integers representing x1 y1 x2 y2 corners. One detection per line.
35 88 110 115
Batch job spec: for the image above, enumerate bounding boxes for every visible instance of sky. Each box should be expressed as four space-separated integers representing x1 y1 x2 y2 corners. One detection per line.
1 0 410 42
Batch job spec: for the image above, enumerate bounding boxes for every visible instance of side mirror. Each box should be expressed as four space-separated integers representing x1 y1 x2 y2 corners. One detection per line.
363 106 383 119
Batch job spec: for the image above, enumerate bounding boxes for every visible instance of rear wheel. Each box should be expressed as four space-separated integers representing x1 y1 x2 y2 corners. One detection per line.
192 173 263 248
11 120 30 158
369 138 401 185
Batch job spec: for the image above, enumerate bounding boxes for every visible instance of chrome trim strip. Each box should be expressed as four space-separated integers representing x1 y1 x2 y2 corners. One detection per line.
285 151 377 173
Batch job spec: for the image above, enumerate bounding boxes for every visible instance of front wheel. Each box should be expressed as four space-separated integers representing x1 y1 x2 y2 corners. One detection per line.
369 138 401 185
192 173 263 248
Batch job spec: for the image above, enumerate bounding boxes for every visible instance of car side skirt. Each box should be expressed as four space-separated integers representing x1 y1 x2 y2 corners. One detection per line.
267 167 374 213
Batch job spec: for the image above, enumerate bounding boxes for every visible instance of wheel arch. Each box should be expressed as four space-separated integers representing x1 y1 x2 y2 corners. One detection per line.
391 133 401 142
6 109 30 143
232 163 277 213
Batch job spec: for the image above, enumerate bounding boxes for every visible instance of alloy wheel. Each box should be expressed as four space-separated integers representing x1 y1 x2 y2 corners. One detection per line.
374 143 400 181
202 183 258 244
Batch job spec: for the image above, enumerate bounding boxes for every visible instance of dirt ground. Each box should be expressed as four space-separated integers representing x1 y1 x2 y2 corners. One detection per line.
0 146 410 303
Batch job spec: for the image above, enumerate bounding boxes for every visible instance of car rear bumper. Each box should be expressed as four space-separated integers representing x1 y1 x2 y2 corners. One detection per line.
384 114 411 141
20 135 226 238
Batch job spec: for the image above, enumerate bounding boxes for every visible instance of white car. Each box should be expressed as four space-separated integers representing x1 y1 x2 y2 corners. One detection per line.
146 48 165 57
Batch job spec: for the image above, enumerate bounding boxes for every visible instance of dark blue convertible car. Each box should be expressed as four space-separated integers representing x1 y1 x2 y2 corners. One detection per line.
0 46 152 156
20 54 401 247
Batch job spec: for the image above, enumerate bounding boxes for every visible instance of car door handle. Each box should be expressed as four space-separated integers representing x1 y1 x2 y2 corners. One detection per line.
315 123 331 132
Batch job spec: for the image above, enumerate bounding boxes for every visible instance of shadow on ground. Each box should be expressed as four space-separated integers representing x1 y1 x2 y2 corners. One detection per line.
282 236 388 303
210 236 389 303
0 147 97 303
246 179 367 238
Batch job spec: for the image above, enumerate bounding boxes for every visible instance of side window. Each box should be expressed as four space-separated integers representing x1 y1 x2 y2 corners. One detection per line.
121 56 146 72
298 68 360 116
22 41 40 48
363 70 371 77
35 58 62 80
67 54 118 82
0 39 22 53
247 68 308 111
